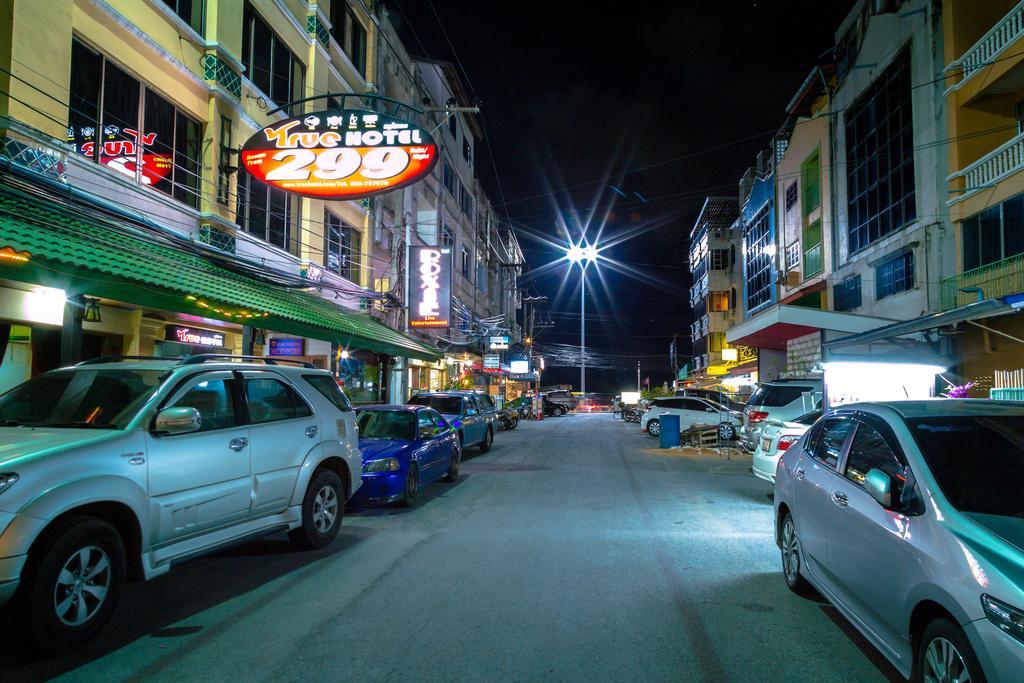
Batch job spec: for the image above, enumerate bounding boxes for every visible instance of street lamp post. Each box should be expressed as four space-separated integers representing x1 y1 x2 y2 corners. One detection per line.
566 241 598 394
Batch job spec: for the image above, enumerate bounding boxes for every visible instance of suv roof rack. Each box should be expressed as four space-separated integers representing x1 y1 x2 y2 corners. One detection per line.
76 355 180 365
180 354 316 368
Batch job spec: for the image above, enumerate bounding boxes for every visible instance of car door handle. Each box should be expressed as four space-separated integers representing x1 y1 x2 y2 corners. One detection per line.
305 425 318 438
794 468 806 480
831 491 849 507
229 437 248 451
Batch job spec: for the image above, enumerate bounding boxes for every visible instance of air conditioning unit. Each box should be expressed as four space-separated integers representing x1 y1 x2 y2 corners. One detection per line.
784 271 801 287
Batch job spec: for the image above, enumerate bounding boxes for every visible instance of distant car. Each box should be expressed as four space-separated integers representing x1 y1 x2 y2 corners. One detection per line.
741 379 822 452
351 406 460 507
541 389 577 412
775 400 1024 681
449 390 500 433
408 392 494 452
0 355 361 651
751 410 821 484
542 396 567 417
641 396 742 441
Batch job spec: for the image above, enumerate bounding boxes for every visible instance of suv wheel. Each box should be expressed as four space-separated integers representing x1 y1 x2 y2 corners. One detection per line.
915 619 984 683
647 419 661 437
719 423 736 441
479 427 493 452
289 469 343 550
17 516 126 652
780 513 812 595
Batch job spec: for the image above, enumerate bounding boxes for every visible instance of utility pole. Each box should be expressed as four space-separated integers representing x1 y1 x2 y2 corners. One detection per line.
637 361 641 392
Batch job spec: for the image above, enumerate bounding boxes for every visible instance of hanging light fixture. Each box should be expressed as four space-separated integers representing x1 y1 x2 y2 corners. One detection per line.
83 297 102 323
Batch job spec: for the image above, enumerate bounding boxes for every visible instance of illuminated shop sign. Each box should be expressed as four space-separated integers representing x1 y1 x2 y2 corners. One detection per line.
68 126 172 185
489 336 510 350
484 354 500 369
409 246 451 328
165 325 224 347
241 110 438 199
509 360 530 374
268 337 305 356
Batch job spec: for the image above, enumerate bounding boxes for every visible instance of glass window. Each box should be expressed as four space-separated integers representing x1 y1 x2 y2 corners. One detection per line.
875 251 915 299
963 196 1024 271
744 204 774 312
680 399 709 412
357 409 415 440
844 421 905 487
748 385 813 408
442 225 454 247
408 394 463 416
811 418 855 469
442 159 456 196
68 39 202 209
461 247 470 278
303 374 353 412
160 0 204 34
908 416 1024 517
174 378 237 432
346 8 367 75
237 173 292 250
242 2 304 112
801 148 821 216
846 49 915 253
325 210 361 282
833 275 862 311
430 410 450 431
709 291 729 312
463 137 472 163
710 249 729 270
449 113 457 138
785 181 798 211
245 378 313 424
0 369 165 429
218 116 232 206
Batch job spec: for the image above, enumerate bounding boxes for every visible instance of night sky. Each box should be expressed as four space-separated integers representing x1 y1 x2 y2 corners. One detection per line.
392 1 855 392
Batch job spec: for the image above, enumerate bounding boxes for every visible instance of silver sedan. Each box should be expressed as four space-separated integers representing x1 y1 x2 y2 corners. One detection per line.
774 400 1024 681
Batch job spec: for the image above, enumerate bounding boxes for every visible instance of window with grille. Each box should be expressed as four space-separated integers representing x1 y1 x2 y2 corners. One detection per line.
785 181 798 211
242 2 305 114
441 224 454 247
833 276 862 311
846 48 915 253
744 205 774 313
786 242 800 270
68 39 202 209
962 195 1024 271
710 248 729 270
325 210 361 283
875 251 914 299
236 173 292 250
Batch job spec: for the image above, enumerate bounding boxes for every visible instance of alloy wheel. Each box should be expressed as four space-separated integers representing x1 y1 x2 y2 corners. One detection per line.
406 467 419 501
312 485 338 533
923 637 971 683
648 420 660 436
53 545 111 627
782 517 800 584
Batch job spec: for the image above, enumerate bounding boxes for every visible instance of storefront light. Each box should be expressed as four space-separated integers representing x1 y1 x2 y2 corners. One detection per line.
823 361 946 407
340 349 350 360
23 286 66 325
0 246 30 264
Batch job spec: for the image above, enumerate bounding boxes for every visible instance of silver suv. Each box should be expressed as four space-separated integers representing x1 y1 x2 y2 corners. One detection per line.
740 379 822 452
0 355 361 651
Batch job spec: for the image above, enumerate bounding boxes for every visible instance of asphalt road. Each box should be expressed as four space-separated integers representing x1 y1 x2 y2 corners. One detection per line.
0 414 902 682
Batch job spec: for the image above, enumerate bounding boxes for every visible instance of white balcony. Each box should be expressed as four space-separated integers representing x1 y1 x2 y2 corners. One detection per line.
947 1 1024 89
948 130 1024 205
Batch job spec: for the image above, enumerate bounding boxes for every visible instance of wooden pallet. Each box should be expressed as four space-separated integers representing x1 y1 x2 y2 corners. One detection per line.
683 425 719 448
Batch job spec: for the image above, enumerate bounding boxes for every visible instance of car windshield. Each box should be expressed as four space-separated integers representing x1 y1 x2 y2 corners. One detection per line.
0 368 166 429
907 416 1024 517
357 410 415 440
408 395 463 415
748 384 814 407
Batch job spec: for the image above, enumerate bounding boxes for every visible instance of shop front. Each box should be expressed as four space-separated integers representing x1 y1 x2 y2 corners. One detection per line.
409 357 446 396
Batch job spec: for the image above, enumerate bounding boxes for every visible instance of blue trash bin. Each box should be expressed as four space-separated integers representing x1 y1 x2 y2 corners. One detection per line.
659 413 681 448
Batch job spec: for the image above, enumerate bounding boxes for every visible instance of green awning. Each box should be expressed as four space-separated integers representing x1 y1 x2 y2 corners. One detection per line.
0 182 440 361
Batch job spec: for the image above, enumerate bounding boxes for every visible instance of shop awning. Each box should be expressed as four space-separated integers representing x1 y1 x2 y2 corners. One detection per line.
726 305 896 351
824 297 1018 350
0 183 440 361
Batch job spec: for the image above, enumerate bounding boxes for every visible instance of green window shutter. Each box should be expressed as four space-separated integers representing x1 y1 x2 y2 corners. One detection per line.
801 148 821 216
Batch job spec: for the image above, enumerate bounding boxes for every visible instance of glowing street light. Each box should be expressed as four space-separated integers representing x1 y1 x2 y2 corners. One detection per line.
563 239 600 394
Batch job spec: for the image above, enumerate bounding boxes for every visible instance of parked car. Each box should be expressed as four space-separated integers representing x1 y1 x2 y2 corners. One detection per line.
775 400 1024 681
350 406 460 507
677 388 746 412
408 392 494 452
0 355 361 651
641 396 742 441
740 379 822 452
542 396 568 417
450 390 500 433
751 409 821 484
541 389 578 412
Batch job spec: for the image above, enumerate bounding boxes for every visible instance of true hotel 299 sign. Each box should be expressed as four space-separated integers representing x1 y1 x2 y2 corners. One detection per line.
241 109 438 199
409 246 451 329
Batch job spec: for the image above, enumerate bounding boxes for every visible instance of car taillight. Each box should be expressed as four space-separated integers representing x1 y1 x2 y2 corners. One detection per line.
776 435 799 451
748 410 769 423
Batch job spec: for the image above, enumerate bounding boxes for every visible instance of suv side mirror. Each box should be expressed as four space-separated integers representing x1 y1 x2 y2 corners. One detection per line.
864 468 893 508
155 407 201 435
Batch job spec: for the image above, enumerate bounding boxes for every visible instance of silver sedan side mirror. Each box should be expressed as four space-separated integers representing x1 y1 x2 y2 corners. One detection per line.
864 468 892 508
155 407 201 435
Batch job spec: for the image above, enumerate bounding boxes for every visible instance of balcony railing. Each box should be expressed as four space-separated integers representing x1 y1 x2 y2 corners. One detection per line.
940 252 1024 310
949 1 1024 87
948 131 1024 205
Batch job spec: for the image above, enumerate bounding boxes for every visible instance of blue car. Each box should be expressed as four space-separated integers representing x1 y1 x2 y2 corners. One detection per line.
351 405 461 507
408 392 494 452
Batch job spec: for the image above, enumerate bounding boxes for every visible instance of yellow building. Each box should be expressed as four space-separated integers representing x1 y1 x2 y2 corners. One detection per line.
0 0 439 396
942 0 1024 394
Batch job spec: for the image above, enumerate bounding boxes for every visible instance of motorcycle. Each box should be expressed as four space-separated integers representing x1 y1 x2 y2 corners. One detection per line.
498 409 519 431
621 405 643 423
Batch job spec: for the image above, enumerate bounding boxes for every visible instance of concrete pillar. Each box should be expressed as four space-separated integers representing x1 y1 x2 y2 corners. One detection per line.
60 293 83 366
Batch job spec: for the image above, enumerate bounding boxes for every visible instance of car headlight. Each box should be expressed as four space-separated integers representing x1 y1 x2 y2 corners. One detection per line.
364 458 400 473
0 473 18 496
981 594 1024 644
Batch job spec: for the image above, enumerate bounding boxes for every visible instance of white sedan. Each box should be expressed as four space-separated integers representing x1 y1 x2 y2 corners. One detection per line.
751 410 821 484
